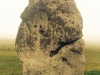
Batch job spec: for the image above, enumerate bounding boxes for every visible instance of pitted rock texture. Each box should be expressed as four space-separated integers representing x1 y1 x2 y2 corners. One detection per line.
15 0 85 75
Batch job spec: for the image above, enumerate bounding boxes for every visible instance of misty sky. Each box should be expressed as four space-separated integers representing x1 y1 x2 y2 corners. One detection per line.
0 0 100 44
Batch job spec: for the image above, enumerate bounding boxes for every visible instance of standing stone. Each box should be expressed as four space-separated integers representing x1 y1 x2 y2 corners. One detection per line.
15 0 85 75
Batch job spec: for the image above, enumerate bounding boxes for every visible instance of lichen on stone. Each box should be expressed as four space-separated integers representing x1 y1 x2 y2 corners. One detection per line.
16 0 85 75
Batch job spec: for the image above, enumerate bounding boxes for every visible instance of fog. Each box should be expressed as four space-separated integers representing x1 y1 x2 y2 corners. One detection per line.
0 0 100 45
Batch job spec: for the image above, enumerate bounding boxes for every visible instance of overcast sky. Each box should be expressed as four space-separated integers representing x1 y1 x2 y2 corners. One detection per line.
0 0 100 44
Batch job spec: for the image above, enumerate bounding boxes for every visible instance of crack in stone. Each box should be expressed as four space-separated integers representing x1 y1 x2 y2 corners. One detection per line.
71 49 82 54
50 39 79 57
61 57 73 67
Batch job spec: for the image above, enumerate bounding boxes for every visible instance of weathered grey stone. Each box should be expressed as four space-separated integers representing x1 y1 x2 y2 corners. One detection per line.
15 0 85 75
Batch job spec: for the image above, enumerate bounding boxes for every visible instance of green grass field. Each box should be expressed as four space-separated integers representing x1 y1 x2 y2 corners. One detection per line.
0 50 22 75
84 45 100 75
0 44 100 75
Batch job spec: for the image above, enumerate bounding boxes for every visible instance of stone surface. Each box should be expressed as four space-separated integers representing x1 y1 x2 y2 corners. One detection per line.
15 0 85 75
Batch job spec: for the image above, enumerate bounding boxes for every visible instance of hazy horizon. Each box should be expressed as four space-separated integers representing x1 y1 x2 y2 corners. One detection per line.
0 38 100 46
0 0 100 46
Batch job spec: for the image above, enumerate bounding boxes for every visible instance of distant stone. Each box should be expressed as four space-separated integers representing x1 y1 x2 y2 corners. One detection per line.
16 0 85 75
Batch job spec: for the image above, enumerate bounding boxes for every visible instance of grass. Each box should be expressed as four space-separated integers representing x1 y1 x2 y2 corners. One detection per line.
84 45 100 75
0 44 100 75
85 50 100 71
0 50 22 75
84 45 100 71
85 71 100 75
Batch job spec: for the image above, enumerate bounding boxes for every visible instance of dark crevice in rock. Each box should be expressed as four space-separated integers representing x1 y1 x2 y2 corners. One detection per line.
34 25 38 27
62 57 68 62
71 49 82 54
39 30 48 37
62 57 73 67
61 57 73 67
50 47 61 57
50 39 79 57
